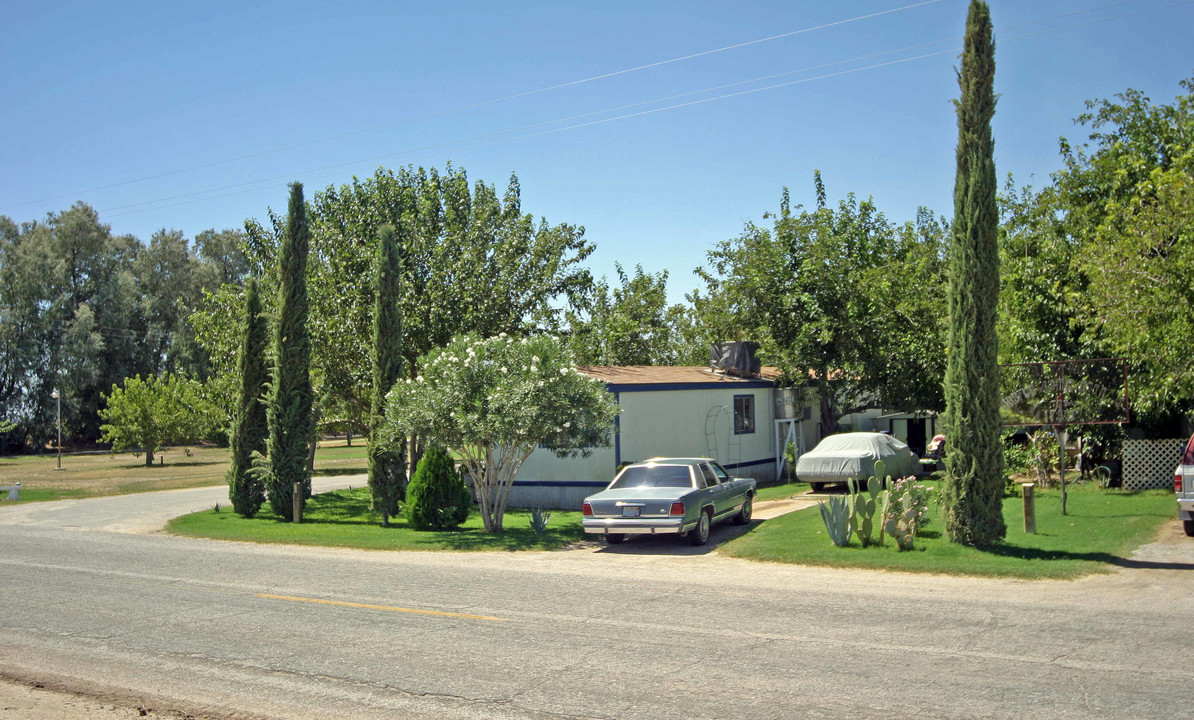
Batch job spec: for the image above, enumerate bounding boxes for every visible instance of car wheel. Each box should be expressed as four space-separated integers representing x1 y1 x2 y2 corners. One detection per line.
1184 519 1194 537
688 510 711 546
605 533 625 544
810 482 825 492
733 494 753 525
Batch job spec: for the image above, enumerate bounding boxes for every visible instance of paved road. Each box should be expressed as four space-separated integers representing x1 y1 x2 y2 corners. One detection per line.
1 485 1191 719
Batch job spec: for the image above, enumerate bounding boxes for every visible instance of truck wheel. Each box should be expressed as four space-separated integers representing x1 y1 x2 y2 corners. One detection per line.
733 494 753 525
1184 519 1194 537
810 483 825 492
605 533 625 544
688 510 711 546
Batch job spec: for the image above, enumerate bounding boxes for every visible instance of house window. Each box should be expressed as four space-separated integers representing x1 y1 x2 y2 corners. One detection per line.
734 394 755 434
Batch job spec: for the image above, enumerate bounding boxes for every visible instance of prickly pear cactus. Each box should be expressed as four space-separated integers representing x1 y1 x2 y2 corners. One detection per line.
884 500 918 551
847 462 893 548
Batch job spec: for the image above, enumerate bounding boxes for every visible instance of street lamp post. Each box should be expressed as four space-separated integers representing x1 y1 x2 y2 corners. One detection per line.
51 389 61 470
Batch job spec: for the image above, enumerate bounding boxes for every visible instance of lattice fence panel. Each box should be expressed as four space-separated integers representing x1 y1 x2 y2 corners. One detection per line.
1123 438 1184 491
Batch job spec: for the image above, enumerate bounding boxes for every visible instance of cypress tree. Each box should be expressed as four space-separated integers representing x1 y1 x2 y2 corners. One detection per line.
266 182 314 519
368 224 407 526
941 0 1005 545
227 277 269 517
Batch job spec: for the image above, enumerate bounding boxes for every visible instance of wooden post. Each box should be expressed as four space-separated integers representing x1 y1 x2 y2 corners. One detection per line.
1022 483 1036 534
292 482 303 524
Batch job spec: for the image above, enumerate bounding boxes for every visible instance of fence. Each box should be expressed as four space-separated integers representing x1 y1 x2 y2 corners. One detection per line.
1122 438 1184 491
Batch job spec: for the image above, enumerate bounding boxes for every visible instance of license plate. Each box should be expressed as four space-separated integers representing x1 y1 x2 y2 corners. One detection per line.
622 506 640 518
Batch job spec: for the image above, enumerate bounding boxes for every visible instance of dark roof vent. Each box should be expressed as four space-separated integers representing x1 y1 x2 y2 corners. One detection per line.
710 341 761 378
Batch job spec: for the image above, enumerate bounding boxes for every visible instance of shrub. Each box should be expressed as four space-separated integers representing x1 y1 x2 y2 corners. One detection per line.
406 446 471 531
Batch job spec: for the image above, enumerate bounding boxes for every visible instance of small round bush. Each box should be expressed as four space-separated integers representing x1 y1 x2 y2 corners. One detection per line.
406 446 471 531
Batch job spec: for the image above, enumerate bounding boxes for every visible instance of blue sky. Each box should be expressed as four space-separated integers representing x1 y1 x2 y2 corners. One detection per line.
2 0 1191 302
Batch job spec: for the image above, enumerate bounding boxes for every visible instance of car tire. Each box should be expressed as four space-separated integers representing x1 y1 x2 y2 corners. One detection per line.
810 482 825 492
733 494 753 525
1184 519 1194 537
605 533 625 544
688 509 711 546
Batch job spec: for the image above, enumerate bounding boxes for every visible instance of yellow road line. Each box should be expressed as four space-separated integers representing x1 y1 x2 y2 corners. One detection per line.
254 593 502 621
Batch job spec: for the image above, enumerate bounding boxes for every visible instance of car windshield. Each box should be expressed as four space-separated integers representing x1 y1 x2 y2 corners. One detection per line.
609 465 693 489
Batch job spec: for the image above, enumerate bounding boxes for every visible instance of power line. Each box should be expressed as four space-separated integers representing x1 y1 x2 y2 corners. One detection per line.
0 1 947 212
99 0 1189 220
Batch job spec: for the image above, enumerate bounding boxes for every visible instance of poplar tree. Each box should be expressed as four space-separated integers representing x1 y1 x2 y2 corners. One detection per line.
941 0 1005 545
228 277 269 517
368 224 406 526
266 183 314 519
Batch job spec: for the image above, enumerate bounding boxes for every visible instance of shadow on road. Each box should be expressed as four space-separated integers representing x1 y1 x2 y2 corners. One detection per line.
591 519 763 556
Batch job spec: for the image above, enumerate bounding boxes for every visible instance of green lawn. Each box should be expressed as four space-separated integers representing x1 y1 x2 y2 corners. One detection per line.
168 487 586 551
721 483 1177 579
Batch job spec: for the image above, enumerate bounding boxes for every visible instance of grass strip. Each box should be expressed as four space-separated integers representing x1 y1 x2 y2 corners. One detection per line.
168 486 586 552
721 483 1176 579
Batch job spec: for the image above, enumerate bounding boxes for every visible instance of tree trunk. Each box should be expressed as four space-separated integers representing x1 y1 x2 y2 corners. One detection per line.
144 448 154 466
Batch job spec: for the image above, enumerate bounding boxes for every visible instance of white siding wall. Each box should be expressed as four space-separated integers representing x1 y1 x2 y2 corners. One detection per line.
508 385 779 509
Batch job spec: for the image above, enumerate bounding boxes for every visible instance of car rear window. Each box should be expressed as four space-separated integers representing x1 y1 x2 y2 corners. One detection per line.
610 465 694 489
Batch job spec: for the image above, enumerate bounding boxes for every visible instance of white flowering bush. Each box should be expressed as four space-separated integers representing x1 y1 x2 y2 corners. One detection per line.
384 333 619 532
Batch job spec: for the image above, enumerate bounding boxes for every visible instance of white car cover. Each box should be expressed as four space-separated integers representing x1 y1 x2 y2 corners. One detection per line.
795 432 920 485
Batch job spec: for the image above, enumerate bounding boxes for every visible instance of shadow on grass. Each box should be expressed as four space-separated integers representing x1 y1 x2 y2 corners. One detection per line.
973 542 1194 571
310 466 367 477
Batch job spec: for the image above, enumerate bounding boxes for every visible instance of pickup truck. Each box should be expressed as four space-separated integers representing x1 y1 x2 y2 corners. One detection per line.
1175 435 1194 537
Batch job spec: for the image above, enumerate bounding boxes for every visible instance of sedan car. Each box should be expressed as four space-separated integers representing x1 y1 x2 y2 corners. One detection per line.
795 432 920 491
582 457 756 546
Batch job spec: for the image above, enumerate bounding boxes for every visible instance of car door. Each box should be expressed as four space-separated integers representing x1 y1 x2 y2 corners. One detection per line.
700 462 733 516
709 461 744 514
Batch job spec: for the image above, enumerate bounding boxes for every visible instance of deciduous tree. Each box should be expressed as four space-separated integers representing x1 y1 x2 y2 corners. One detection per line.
99 373 220 465
385 334 619 532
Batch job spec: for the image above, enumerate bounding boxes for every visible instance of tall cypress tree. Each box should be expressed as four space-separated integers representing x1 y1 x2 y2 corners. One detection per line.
368 224 407 526
266 183 314 519
228 277 269 517
941 0 1005 545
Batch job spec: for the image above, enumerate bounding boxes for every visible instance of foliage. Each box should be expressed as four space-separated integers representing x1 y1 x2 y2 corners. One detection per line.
98 373 221 465
266 183 314 519
384 333 619 532
566 263 693 366
0 203 245 451
1027 430 1059 487
222 164 596 447
227 278 269 518
368 224 407 525
405 445 470 531
694 173 948 431
1060 77 1194 424
817 496 852 547
941 1 1005 546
